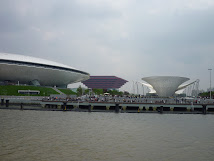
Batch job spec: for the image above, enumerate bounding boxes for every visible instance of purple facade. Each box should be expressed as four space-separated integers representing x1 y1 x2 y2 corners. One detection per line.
82 76 128 89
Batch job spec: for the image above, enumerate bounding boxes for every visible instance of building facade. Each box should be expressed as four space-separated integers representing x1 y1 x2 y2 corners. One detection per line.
82 76 128 90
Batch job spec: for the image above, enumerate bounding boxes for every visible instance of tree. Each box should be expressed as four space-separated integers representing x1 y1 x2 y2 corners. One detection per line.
77 85 83 96
92 89 103 95
123 91 129 95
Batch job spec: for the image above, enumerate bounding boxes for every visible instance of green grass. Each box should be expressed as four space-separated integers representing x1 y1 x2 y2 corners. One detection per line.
0 85 59 96
58 88 77 95
199 91 214 97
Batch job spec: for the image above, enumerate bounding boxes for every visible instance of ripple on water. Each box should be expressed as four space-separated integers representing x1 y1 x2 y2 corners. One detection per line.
0 109 214 161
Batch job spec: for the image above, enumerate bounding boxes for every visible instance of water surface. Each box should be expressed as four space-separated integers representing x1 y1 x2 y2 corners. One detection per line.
0 109 214 161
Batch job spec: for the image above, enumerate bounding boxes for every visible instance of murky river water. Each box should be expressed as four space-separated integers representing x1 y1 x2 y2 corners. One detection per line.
0 109 214 161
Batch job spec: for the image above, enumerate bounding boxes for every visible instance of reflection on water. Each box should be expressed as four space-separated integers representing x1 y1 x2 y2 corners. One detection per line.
0 109 214 161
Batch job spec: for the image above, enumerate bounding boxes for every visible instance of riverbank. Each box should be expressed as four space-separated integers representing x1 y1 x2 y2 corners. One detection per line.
1 103 213 114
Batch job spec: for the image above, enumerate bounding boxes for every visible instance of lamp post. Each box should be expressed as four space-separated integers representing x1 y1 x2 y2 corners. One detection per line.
208 69 212 99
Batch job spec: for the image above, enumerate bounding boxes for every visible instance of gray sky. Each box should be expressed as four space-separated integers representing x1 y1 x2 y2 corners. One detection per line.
0 0 214 92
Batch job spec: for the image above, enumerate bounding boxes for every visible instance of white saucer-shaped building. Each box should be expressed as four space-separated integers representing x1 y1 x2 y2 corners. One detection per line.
0 53 90 87
142 76 190 97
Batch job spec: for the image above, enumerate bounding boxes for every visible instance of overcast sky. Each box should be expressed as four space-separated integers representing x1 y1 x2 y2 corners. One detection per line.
0 0 214 92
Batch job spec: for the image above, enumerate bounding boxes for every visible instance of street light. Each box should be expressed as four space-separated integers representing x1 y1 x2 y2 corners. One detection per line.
208 69 212 99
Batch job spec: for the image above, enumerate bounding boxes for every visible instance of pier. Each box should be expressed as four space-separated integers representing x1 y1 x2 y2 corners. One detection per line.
40 101 214 114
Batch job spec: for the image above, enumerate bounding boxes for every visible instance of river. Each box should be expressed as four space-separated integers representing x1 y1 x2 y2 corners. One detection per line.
0 109 214 161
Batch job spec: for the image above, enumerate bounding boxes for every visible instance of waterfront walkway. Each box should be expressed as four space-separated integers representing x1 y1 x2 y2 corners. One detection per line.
1 95 214 114
41 100 214 113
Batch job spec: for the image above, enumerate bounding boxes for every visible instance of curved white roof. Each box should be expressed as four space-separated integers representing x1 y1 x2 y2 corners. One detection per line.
0 52 76 70
0 52 90 87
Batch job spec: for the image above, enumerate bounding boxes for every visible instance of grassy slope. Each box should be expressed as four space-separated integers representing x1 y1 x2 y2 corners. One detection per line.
58 88 77 95
0 85 59 96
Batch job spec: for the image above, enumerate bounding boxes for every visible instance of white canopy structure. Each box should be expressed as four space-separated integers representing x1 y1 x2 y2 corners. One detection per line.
142 76 191 97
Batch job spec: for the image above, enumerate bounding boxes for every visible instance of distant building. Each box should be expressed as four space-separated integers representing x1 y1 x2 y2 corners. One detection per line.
82 76 128 90
207 87 214 92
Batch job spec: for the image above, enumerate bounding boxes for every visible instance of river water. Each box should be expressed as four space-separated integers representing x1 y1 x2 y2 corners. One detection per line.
0 109 214 161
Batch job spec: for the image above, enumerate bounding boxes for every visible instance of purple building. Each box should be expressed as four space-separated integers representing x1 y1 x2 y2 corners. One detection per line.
82 76 128 90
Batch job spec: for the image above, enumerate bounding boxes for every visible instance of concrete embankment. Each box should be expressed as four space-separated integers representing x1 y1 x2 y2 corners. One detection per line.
1 98 214 114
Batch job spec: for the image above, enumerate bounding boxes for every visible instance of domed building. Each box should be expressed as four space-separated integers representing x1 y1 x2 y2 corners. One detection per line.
0 53 90 88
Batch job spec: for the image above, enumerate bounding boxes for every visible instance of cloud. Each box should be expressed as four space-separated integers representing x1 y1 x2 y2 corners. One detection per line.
0 0 214 91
